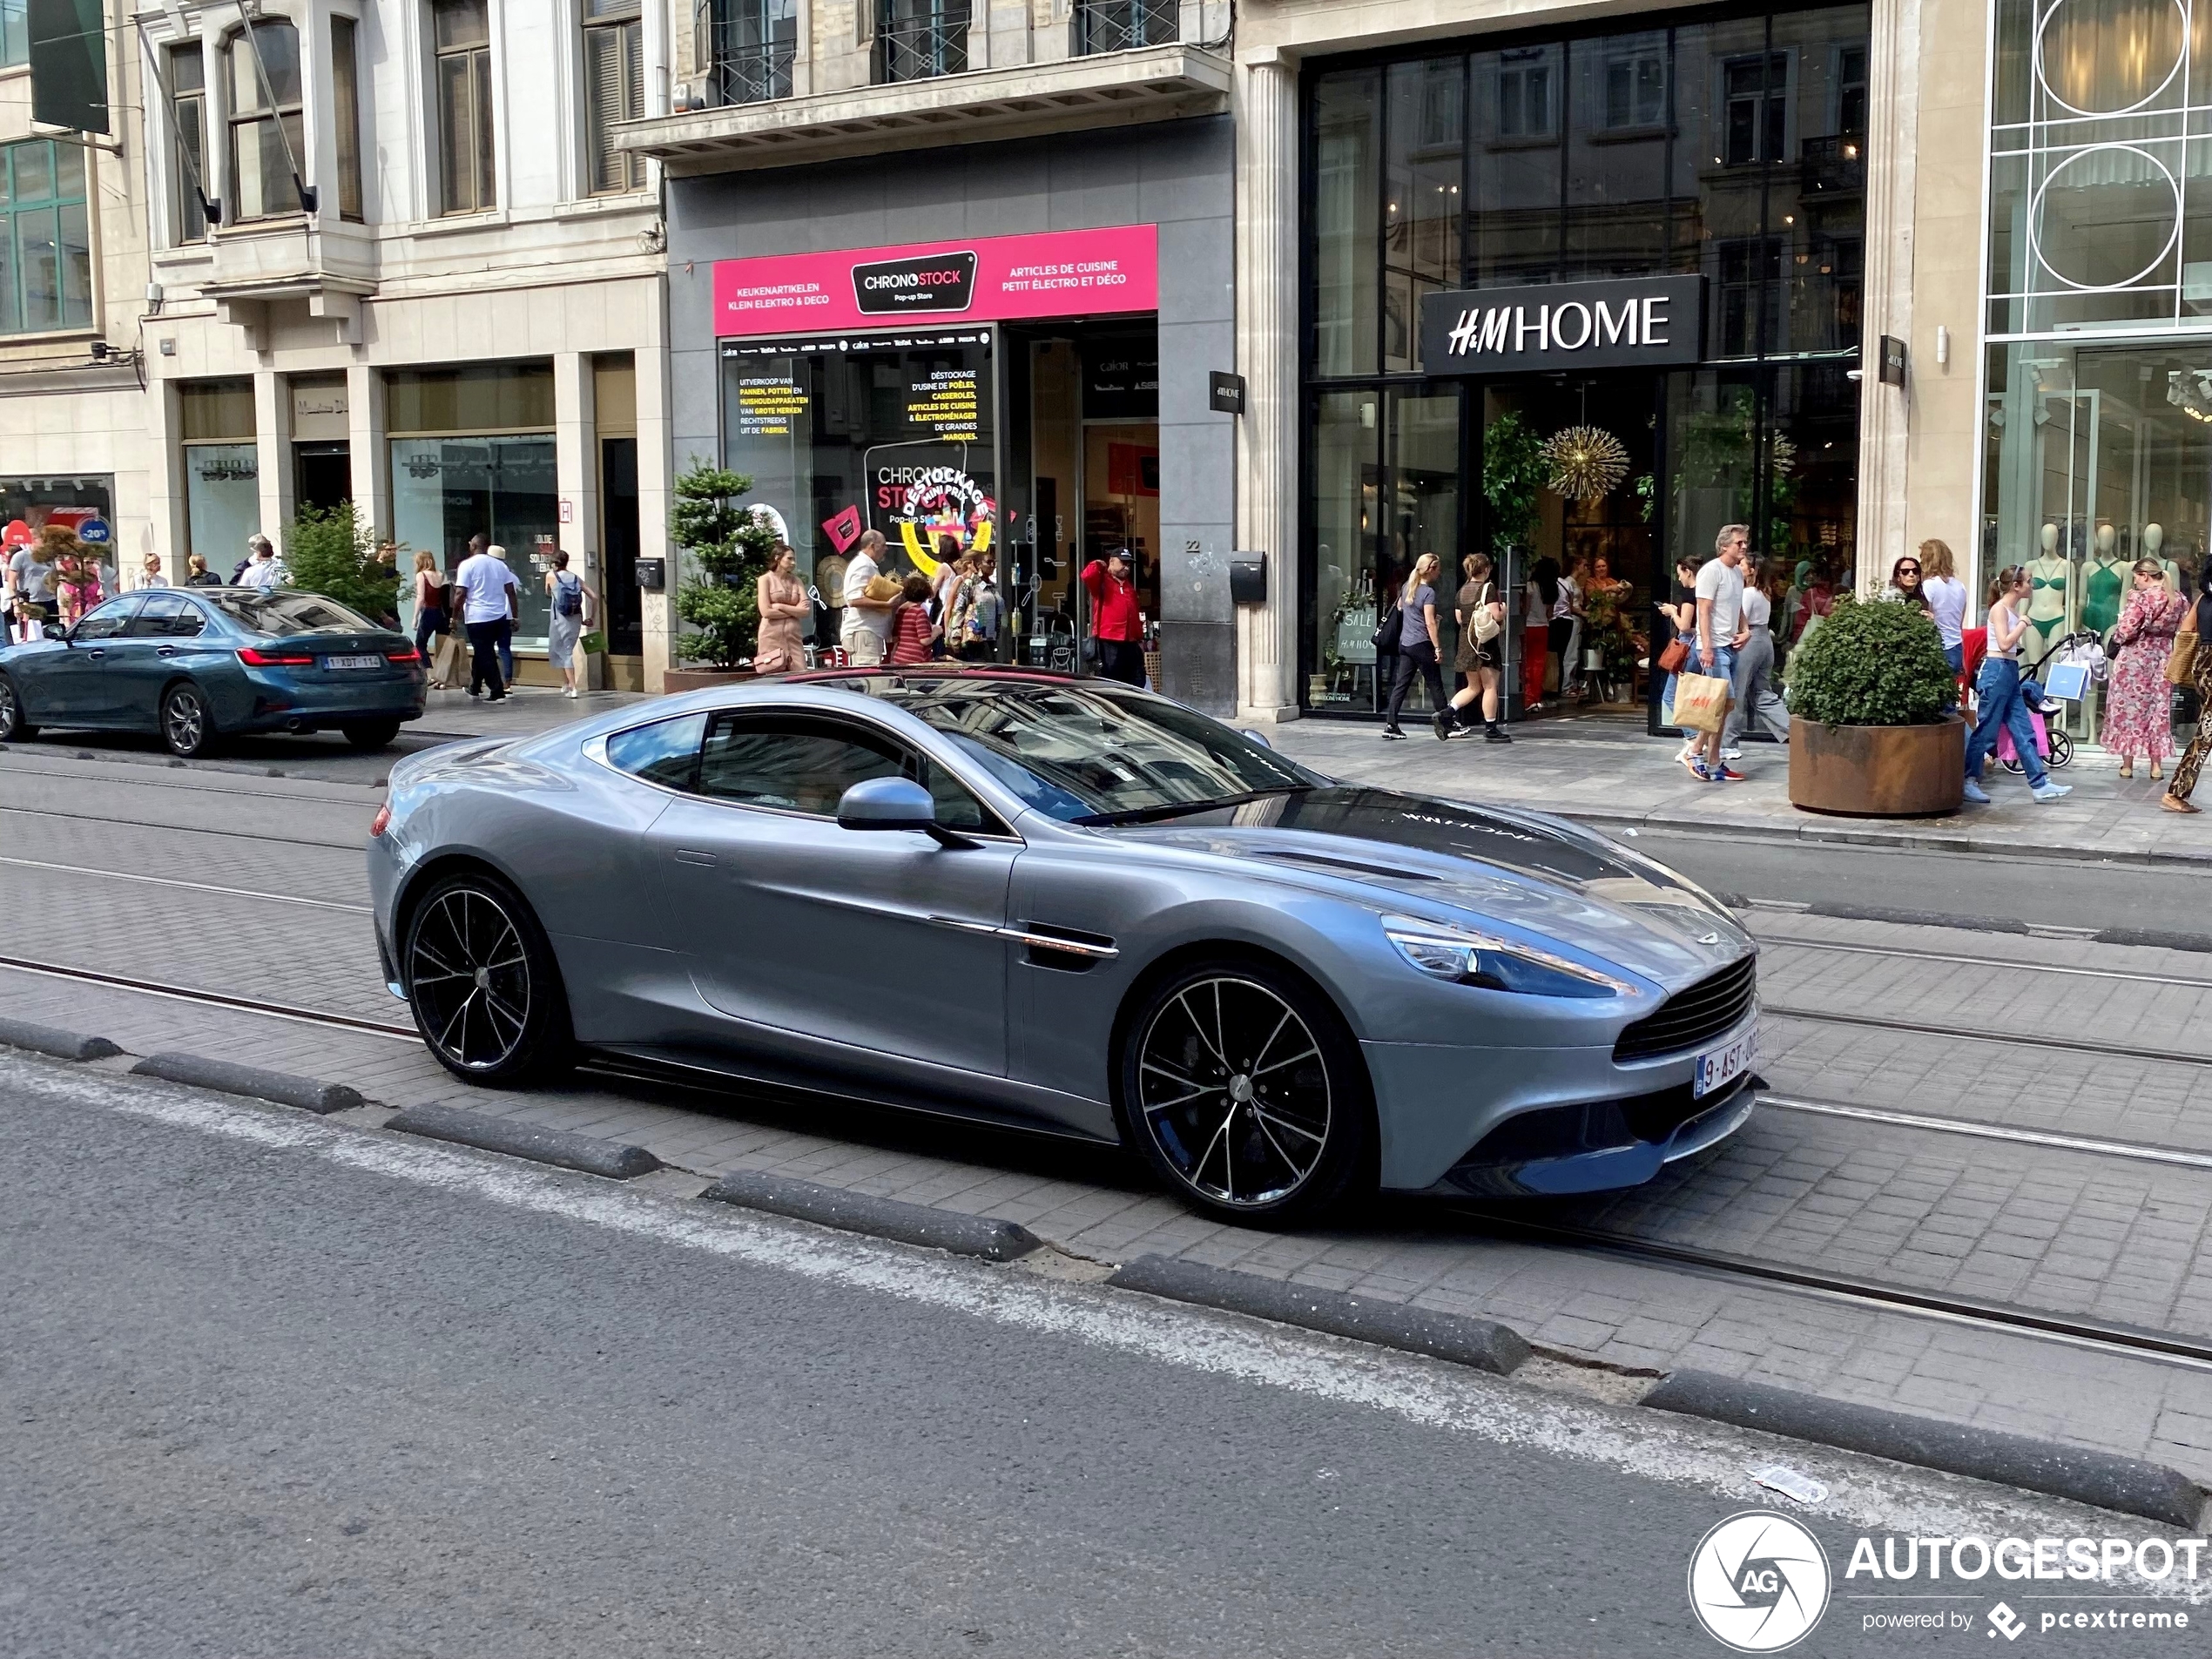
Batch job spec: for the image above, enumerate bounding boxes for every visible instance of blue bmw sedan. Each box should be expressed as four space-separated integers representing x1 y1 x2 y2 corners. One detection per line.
0 587 426 758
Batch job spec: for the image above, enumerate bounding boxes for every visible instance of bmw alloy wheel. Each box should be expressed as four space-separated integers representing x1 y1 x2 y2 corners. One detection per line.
160 683 212 758
1130 969 1353 1216
0 676 29 742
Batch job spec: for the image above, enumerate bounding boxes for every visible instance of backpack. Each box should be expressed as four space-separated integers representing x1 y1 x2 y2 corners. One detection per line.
555 572 583 617
1470 582 1501 646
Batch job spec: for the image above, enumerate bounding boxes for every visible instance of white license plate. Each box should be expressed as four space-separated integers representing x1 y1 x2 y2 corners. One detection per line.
1695 1028 1757 1098
323 654 384 670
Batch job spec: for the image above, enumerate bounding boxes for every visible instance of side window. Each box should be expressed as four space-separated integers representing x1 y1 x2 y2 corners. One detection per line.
606 711 706 790
73 597 143 641
911 757 998 833
697 716 900 816
129 592 204 637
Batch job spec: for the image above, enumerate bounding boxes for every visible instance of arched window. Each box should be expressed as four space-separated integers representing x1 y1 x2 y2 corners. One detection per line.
226 18 303 221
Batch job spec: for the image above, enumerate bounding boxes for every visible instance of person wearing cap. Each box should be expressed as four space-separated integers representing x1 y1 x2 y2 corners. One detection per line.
1081 546 1145 685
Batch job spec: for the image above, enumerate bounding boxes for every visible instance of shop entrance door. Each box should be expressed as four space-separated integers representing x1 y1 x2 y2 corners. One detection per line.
294 442 351 515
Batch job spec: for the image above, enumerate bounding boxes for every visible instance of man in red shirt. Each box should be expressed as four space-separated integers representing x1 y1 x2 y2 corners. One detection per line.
1081 546 1145 685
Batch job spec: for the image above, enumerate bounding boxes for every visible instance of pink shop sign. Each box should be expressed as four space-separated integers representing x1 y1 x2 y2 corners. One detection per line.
711 224 1159 336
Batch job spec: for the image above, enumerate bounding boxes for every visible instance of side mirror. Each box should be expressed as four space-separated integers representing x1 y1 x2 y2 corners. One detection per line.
836 776 939 833
42 623 67 643
1241 728 1273 750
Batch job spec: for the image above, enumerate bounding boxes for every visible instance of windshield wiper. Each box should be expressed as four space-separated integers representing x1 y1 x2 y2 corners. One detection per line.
1075 785 1315 827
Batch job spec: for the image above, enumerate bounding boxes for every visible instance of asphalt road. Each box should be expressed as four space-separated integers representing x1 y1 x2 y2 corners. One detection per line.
2 1061 2154 1659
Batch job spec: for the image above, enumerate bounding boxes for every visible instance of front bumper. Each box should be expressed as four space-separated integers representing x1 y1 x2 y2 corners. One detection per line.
1424 1071 1761 1197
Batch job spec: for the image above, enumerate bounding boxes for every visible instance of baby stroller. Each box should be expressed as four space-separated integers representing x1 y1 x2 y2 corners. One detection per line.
1994 629 2101 774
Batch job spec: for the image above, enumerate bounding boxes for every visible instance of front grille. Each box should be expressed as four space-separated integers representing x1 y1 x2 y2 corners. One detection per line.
1612 954 1757 1062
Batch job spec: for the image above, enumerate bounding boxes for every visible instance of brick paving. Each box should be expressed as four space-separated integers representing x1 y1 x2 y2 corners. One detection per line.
8 728 2212 1493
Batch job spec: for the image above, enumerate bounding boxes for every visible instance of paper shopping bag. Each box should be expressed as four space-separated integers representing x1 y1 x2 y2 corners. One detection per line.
1671 671 1732 733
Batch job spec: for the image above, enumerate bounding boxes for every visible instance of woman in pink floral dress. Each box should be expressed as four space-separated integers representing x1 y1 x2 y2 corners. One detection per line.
2104 559 2188 780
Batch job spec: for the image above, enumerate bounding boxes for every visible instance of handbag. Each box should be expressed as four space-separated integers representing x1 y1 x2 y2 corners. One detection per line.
1371 601 1402 652
2167 615 2200 686
1657 636 1690 674
577 629 606 657
1671 671 1732 733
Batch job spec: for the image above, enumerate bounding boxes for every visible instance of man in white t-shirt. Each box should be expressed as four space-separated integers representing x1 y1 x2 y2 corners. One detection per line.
1689 524 1751 781
236 534 283 590
454 540 521 700
840 529 893 666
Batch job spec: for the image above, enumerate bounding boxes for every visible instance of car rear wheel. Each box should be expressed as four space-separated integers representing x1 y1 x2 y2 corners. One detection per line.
343 718 401 752
403 868 571 1086
160 682 215 758
0 675 35 742
1121 958 1372 1226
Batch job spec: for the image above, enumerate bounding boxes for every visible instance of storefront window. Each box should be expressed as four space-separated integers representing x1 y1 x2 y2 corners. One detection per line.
1312 69 1379 378
1309 389 1379 709
186 444 260 570
390 436 560 644
0 475 114 569
720 328 995 644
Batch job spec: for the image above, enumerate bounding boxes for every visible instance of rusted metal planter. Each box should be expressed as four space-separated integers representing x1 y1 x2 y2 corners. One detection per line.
1789 714 1965 817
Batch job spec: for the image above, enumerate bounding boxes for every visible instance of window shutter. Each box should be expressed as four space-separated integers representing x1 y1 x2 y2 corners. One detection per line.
621 18 644 187
585 24 621 194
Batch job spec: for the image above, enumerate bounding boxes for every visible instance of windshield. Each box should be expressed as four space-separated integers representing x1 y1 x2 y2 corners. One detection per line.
858 677 1325 823
206 590 379 637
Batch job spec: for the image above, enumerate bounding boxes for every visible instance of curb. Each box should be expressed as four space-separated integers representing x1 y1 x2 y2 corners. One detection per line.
701 1169 1042 1262
1568 803 2212 873
383 1103 663 1180
1642 1369 2204 1528
130 1052 364 1116
0 1017 122 1062
1107 1254 1532 1377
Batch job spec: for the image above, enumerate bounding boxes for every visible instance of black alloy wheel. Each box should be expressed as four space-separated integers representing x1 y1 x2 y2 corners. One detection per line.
160 682 214 758
403 870 571 1086
0 675 34 742
344 718 402 752
1122 959 1372 1225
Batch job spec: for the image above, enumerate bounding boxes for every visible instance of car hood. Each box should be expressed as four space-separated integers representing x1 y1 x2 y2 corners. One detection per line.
1116 786 1747 987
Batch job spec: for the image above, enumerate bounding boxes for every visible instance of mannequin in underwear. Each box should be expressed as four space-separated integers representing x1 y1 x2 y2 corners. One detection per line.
2144 523 2182 596
2026 523 2071 648
2081 523 2126 641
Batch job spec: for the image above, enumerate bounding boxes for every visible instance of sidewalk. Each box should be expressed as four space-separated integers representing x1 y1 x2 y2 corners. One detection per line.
1265 712 2212 868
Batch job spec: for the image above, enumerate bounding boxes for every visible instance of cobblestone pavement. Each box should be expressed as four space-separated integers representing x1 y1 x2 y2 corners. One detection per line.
6 740 2212 1492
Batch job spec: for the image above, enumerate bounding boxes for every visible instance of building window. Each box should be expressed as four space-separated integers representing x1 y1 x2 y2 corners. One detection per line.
0 140 92 335
1074 0 1178 56
1604 49 1665 130
0 1 24 70
333 16 364 222
226 19 304 221
880 0 970 84
434 0 496 216
1722 51 1790 167
701 0 797 106
1496 51 1555 139
584 0 646 195
1833 44 1867 134
167 44 207 243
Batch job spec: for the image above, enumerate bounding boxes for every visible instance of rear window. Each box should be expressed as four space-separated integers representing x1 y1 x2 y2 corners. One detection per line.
206 591 376 636
605 712 706 790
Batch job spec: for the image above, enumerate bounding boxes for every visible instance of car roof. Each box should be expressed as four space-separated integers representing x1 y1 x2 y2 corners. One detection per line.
784 664 1078 686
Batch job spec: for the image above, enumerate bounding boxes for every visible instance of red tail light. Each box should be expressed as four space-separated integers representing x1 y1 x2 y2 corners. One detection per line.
369 803 392 837
385 646 421 664
238 647 314 667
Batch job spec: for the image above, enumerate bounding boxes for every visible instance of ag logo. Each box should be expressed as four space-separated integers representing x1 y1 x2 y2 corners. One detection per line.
1687 1511 1831 1652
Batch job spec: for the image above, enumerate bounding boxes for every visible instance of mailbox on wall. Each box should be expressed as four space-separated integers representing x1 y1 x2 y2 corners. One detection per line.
634 557 666 591
1229 552 1267 604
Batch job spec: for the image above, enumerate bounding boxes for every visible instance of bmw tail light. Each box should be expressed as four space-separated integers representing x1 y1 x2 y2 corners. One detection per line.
369 802 392 837
385 646 421 664
238 647 314 666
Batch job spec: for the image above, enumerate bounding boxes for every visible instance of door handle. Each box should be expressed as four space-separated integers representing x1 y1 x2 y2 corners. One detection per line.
85 648 105 660
157 646 178 658
673 849 718 867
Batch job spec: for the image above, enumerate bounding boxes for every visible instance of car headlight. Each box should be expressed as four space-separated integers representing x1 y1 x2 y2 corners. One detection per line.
1382 916 1641 1000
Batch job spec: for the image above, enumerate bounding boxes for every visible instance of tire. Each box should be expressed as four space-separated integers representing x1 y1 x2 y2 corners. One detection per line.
401 867 572 1087
343 718 401 752
159 681 216 758
2050 728 2074 770
0 674 34 742
1119 957 1373 1227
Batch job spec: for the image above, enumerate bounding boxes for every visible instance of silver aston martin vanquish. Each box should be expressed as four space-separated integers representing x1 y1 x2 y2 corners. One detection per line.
367 669 1758 1225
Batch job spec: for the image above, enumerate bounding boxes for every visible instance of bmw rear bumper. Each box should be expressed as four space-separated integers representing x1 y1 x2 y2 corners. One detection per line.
232 668 425 731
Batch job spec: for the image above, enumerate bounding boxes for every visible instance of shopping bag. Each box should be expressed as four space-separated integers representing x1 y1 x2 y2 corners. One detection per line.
1671 671 1731 733
431 632 466 685
577 630 606 657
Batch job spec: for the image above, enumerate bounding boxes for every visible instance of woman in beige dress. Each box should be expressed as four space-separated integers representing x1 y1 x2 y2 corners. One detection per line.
753 544 809 674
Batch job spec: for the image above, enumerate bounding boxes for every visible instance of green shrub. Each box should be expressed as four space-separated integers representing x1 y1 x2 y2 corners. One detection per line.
1784 593 1957 726
283 502 400 624
671 458 780 668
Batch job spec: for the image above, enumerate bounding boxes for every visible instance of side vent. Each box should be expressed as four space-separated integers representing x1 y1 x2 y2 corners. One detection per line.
1016 921 1117 973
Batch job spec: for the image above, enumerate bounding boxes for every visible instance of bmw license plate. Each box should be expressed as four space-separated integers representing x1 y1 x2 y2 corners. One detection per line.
1694 1028 1756 1098
323 654 384 671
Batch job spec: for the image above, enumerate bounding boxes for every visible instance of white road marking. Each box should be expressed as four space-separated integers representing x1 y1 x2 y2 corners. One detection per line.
18 1055 2209 1578
0 853 370 913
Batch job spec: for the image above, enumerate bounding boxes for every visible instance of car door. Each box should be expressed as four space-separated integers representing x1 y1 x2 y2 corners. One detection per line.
642 709 1018 1078
38 596 144 724
112 590 208 728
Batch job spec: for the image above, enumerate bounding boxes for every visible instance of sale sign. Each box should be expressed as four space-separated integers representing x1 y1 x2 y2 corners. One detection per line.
712 225 1159 337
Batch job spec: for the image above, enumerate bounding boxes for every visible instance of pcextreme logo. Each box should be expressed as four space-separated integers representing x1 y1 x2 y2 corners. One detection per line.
1688 1511 1833 1653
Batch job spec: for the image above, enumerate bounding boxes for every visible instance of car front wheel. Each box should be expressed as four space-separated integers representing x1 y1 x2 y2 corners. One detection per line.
403 869 572 1086
343 718 401 752
160 682 215 758
1120 958 1373 1226
0 674 35 742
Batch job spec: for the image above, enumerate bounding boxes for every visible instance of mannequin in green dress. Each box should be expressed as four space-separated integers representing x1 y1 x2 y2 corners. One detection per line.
2081 523 2126 640
2026 523 2071 646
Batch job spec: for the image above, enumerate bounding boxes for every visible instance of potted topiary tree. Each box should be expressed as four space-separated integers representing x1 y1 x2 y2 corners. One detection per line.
1784 593 1965 815
666 457 780 692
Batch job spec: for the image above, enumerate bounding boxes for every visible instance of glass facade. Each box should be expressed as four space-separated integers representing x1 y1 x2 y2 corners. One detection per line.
1982 0 2212 750
1302 4 1869 718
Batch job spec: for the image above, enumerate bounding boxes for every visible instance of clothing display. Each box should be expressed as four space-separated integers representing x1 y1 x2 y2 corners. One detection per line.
2104 587 2188 761
2081 558 2124 638
2025 556 2069 644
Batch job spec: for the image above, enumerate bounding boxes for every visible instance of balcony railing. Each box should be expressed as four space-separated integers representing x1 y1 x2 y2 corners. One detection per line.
878 10 969 83
1075 0 1178 56
701 25 796 107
